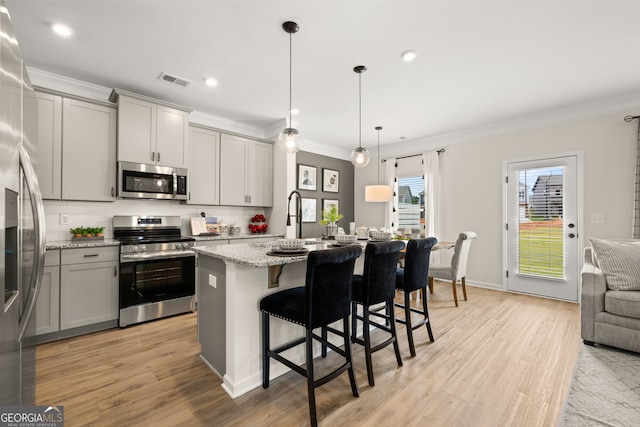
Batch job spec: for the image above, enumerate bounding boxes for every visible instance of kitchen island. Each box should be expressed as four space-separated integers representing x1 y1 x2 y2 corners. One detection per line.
194 240 365 398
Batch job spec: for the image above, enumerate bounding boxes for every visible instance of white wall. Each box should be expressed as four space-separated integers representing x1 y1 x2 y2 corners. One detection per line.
356 109 638 289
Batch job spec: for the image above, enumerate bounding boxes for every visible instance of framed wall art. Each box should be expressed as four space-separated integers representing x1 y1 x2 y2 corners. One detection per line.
323 168 339 192
301 198 317 222
323 198 339 214
298 164 317 191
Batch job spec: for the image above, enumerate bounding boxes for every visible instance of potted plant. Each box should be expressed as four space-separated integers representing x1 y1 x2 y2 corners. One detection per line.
320 205 343 238
70 227 84 238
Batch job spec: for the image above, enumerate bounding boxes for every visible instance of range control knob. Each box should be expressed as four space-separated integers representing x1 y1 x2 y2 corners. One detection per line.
139 245 147 253
132 246 140 253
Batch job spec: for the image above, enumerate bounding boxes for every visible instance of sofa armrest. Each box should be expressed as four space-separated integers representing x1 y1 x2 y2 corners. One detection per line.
581 247 607 342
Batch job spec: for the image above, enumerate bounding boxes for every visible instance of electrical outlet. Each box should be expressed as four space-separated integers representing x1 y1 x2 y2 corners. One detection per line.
60 214 69 225
208 274 217 288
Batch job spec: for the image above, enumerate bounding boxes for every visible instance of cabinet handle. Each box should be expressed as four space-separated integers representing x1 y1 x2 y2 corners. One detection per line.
84 254 99 258
152 152 155 162
248 195 251 203
111 186 115 197
114 265 117 277
157 152 161 162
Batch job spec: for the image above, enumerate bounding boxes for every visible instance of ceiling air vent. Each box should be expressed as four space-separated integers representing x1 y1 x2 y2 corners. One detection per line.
158 72 192 88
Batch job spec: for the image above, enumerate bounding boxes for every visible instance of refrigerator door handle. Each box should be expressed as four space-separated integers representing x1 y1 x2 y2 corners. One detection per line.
17 145 46 343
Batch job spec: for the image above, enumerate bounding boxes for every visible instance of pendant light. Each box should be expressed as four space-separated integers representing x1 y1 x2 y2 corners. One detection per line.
277 21 303 153
350 65 370 167
365 126 393 202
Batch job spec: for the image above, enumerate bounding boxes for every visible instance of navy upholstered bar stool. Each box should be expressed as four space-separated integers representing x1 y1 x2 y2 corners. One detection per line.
260 245 362 427
395 237 438 357
350 240 405 386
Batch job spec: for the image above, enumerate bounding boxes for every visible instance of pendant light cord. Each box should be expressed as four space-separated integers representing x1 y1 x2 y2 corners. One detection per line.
358 72 362 149
377 128 381 183
288 31 292 128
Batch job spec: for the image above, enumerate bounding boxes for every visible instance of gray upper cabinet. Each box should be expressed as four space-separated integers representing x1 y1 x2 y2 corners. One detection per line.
62 98 116 201
110 89 191 168
219 133 273 207
188 125 220 205
34 91 116 201
34 91 62 200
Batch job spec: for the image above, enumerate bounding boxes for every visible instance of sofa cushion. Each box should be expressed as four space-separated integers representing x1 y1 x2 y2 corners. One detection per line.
605 290 640 320
589 238 640 291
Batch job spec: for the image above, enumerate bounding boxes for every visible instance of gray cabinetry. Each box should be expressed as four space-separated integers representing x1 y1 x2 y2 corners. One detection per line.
219 134 273 207
35 250 60 336
59 247 119 330
62 98 116 201
188 125 220 205
111 89 191 168
33 92 62 200
33 90 116 201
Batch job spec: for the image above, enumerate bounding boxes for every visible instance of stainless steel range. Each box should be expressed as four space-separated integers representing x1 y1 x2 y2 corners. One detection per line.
113 215 195 327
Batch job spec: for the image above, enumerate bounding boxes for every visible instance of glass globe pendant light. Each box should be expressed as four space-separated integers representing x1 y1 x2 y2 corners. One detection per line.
277 21 303 153
350 65 370 167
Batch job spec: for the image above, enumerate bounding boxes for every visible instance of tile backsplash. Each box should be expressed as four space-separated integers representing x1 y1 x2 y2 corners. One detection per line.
43 199 274 241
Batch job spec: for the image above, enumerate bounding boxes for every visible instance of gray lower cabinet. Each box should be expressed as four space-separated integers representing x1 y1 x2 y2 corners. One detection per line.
59 247 119 330
35 250 60 335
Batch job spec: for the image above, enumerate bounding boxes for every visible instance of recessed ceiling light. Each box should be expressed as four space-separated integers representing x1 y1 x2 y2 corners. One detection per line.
204 77 218 87
51 23 73 37
401 50 417 62
290 108 299 115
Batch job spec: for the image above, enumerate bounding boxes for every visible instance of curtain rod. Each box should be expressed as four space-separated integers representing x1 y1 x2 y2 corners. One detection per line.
381 149 444 163
624 115 640 122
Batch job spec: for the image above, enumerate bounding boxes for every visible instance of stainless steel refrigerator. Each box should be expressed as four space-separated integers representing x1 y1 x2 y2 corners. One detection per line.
0 1 46 405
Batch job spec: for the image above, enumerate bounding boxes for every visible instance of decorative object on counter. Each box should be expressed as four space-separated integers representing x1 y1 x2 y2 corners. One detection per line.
297 164 316 191
249 214 268 233
365 126 394 202
369 230 392 241
322 168 339 192
276 238 306 251
356 226 369 240
334 234 357 245
350 65 370 167
301 198 316 222
191 215 220 236
320 203 343 238
70 226 105 241
277 21 303 154
219 222 229 237
230 224 242 236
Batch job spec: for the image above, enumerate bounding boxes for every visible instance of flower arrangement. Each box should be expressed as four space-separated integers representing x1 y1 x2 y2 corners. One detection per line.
320 205 343 225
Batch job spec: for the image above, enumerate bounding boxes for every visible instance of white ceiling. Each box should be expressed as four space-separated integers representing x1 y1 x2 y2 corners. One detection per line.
7 1 640 156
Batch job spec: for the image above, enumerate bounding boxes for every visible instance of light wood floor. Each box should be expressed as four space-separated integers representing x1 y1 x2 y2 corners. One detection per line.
36 283 581 426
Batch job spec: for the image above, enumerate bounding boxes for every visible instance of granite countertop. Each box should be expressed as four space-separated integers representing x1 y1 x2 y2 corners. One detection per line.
46 239 121 250
193 240 339 267
192 233 284 242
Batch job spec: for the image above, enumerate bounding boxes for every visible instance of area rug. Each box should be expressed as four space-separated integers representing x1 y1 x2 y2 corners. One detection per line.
560 344 640 426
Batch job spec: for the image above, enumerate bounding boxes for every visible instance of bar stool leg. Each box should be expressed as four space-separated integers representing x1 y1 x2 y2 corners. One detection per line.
262 312 270 388
421 287 434 342
306 330 318 427
388 300 403 367
404 290 416 357
343 317 360 397
321 327 328 357
363 305 375 386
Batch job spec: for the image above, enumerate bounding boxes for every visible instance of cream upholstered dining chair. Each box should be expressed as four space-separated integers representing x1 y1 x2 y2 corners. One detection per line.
427 231 477 307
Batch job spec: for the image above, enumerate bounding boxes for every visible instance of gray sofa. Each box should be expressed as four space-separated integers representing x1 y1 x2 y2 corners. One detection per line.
581 246 640 353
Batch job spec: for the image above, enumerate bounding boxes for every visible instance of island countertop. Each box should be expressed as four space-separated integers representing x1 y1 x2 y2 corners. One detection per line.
192 239 335 267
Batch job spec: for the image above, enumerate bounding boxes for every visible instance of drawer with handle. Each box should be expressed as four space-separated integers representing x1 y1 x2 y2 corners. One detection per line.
61 246 119 265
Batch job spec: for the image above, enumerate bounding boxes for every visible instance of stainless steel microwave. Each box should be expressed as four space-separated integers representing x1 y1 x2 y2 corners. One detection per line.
117 161 188 200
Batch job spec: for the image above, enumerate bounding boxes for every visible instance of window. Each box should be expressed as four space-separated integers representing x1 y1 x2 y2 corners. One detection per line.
397 175 425 236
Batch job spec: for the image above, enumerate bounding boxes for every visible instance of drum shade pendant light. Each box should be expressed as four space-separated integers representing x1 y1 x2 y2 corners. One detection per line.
277 21 303 153
365 126 393 202
350 66 370 167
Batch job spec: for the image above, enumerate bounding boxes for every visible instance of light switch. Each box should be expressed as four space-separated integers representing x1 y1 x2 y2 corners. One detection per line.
208 274 217 288
590 213 605 224
60 214 69 225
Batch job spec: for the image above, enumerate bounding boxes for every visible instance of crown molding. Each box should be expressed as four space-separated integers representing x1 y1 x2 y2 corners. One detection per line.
380 89 640 158
27 67 112 102
188 111 265 138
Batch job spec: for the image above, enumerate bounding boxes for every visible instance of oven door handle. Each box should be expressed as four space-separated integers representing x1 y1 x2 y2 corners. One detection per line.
120 250 196 263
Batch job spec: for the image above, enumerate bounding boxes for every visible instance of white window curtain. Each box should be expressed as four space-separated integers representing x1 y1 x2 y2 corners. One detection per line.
385 157 398 230
423 150 441 261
